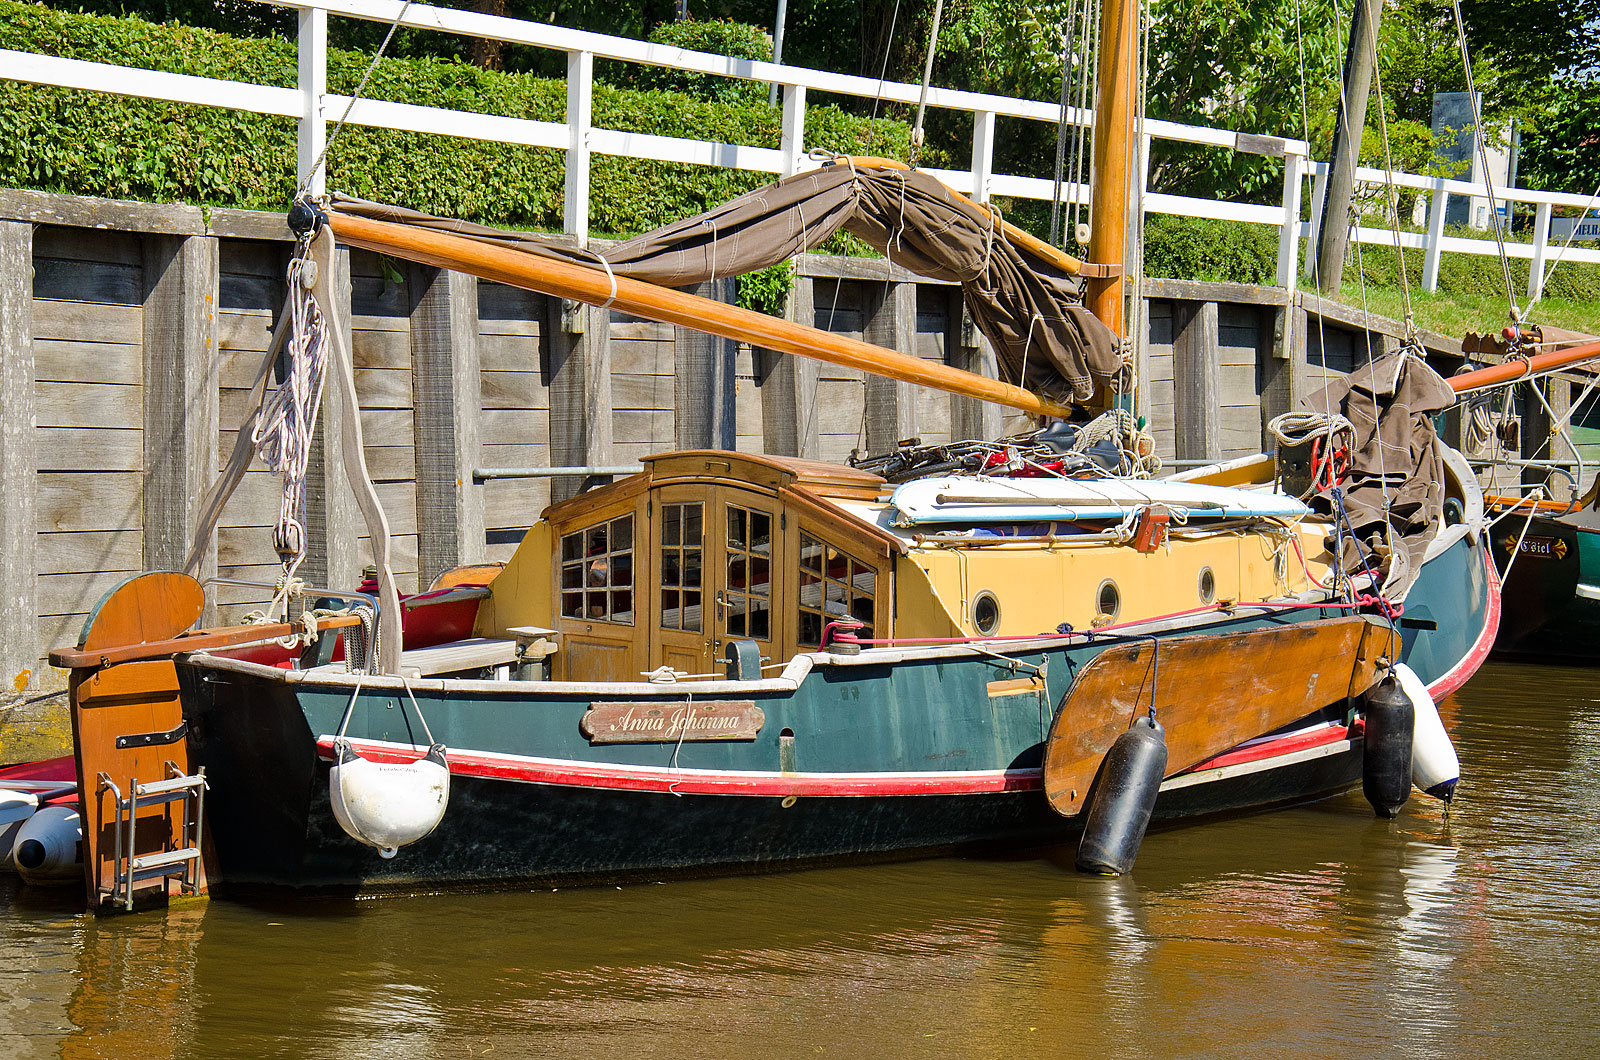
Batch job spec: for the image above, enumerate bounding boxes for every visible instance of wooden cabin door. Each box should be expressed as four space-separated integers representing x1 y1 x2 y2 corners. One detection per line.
650 488 781 677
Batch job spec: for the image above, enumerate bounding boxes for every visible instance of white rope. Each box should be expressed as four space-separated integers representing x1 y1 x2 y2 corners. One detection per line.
250 252 330 611
298 0 416 195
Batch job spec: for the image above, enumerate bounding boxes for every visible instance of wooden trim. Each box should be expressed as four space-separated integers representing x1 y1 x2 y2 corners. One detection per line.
49 614 362 670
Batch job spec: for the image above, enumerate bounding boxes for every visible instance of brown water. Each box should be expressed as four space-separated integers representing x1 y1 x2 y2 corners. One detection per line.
3 660 1599 1059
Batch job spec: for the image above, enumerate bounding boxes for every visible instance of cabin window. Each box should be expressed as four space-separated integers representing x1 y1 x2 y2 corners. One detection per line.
660 502 705 632
725 504 773 640
560 515 634 623
797 533 876 646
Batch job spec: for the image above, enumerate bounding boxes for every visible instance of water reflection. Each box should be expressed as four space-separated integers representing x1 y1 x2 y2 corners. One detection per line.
3 662 1600 1059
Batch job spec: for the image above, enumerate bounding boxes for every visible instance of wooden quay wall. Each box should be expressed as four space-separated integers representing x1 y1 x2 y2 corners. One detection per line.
0 187 1488 730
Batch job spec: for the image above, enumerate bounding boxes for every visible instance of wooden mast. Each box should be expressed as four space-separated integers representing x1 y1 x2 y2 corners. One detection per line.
1084 0 1139 336
325 210 1076 420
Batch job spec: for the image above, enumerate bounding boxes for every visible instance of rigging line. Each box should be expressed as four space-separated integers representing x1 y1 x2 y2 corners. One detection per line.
909 0 946 167
862 0 905 157
1049 13 1075 247
1364 30 1416 341
1069 0 1097 227
298 0 416 196
1448 0 1518 319
1529 179 1600 315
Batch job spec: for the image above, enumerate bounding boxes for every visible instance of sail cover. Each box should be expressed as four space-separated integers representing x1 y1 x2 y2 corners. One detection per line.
329 159 1121 404
1303 350 1455 602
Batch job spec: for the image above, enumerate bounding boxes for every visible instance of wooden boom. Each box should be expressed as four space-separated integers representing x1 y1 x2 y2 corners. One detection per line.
1448 338 1600 395
325 211 1076 421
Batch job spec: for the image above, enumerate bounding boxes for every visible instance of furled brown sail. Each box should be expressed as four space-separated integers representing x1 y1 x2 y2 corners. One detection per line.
329 158 1120 404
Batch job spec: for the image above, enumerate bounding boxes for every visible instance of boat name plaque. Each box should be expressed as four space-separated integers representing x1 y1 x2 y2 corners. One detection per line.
1501 534 1567 560
581 701 765 743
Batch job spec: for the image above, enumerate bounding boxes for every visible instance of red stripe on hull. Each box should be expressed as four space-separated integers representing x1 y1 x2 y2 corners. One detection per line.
317 721 1357 798
1427 542 1501 702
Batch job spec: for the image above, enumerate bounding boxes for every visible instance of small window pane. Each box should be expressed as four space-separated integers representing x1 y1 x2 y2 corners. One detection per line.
685 504 703 543
613 516 632 550
751 512 771 549
562 534 582 562
663 505 681 546
682 590 702 633
728 507 747 549
613 556 633 586
562 591 584 618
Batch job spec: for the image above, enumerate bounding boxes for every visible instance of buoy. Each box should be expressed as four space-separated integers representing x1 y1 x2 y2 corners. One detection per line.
1362 675 1414 818
1076 717 1168 875
329 741 450 858
1392 663 1461 802
12 804 83 885
0 789 40 872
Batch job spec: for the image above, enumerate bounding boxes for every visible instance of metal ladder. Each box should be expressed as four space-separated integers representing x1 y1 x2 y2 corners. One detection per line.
97 763 207 911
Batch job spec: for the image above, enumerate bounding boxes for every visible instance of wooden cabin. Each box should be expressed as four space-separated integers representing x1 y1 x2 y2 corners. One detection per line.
471 450 1334 684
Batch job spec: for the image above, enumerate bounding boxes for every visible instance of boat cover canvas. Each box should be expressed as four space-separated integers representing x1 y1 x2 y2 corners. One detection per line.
328 160 1120 403
1304 350 1455 601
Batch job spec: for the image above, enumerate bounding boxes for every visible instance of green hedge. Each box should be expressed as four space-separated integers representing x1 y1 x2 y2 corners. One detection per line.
0 2 920 233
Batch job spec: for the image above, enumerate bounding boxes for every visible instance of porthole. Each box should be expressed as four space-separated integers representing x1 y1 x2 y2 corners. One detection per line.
1096 579 1121 621
1198 566 1216 605
972 591 1001 636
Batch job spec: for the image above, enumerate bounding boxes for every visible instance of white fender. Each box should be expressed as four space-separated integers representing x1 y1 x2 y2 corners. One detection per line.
329 742 450 858
1392 663 1461 802
12 804 83 884
0 789 40 872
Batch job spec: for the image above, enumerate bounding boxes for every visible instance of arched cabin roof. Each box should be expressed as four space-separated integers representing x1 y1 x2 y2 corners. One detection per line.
539 450 904 556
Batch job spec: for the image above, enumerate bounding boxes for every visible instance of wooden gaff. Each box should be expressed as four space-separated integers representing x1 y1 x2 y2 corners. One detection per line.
1447 338 1600 395
324 211 1076 420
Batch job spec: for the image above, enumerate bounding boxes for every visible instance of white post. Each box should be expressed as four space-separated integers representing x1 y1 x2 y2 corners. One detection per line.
1422 177 1447 293
1276 149 1305 289
971 110 996 202
565 49 594 249
780 83 807 176
297 5 328 196
1529 200 1553 303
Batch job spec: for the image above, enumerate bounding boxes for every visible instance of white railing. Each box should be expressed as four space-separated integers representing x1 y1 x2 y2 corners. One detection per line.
4 0 1598 302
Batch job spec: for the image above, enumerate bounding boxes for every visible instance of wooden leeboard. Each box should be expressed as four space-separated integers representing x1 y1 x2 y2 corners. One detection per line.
68 572 207 909
1042 616 1392 818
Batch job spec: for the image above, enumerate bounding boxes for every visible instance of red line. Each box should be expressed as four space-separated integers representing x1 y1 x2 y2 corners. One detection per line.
317 722 1355 798
1426 543 1500 701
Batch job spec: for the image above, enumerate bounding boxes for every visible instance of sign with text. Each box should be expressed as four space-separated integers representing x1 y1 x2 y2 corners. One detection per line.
1501 534 1568 560
581 701 765 743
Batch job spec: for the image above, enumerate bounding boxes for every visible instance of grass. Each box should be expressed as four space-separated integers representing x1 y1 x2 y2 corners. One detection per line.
1310 281 1600 342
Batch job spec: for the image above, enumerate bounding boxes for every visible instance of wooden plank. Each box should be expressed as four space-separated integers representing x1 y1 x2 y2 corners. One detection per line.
359 408 416 446
478 280 543 327
478 442 551 468
607 338 673 376
31 299 141 345
1173 301 1220 461
219 271 282 313
1043 616 1386 818
1 221 37 686
760 275 821 459
479 332 544 371
863 281 918 453
33 339 142 384
142 233 220 590
35 380 143 429
481 408 551 442
217 344 275 390
410 263 486 587
611 319 674 341
483 478 552 529
37 427 142 472
362 445 417 482
38 569 148 620
218 308 278 353
220 239 286 279
676 278 736 450
351 327 410 369
216 525 280 568
33 225 143 267
37 472 144 533
616 409 675 444
481 369 548 409
546 299 614 504
33 258 143 306
353 367 414 408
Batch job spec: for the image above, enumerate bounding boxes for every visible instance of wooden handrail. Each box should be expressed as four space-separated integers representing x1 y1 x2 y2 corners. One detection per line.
324 211 1077 420
49 614 363 670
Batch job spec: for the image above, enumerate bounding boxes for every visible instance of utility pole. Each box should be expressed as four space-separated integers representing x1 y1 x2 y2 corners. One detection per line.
1310 0 1383 295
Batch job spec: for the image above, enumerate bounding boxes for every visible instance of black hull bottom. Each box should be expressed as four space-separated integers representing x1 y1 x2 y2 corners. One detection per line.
186 668 1365 898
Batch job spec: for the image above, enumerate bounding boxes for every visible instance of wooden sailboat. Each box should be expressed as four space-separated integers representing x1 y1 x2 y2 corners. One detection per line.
37 0 1499 908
